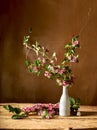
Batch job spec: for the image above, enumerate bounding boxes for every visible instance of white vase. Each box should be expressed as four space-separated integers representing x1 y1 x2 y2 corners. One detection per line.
59 86 70 116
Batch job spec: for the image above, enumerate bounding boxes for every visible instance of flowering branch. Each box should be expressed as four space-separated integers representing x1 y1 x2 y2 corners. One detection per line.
23 33 80 87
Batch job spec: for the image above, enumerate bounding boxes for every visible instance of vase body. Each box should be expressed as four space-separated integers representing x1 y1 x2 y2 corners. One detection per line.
59 86 70 116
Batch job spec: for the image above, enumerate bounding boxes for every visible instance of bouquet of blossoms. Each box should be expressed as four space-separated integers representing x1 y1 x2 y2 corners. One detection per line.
3 33 80 120
23 33 80 87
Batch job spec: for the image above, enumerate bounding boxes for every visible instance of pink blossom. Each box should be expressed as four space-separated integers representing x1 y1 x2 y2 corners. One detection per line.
47 104 53 111
21 107 26 112
68 55 78 63
38 110 43 116
35 104 42 110
57 68 65 75
30 106 36 112
21 107 31 113
68 55 72 60
33 66 38 72
37 57 41 61
49 110 55 115
72 40 79 47
42 58 46 64
71 56 78 63
54 103 59 109
55 65 61 73
44 71 51 78
48 65 55 73
62 81 70 87
48 110 55 118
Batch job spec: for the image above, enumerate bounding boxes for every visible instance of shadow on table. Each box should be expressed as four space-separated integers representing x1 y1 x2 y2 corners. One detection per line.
80 111 97 116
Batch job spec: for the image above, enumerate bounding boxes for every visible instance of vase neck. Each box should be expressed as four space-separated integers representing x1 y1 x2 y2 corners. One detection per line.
62 86 68 95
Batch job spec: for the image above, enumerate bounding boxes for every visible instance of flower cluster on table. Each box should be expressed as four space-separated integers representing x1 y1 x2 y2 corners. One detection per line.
22 103 59 119
23 32 80 87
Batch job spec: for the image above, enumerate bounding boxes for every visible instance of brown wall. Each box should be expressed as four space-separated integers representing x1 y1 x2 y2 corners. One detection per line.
0 0 97 105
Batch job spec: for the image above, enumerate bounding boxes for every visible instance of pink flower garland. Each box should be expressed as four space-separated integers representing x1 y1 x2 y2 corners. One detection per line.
21 103 59 119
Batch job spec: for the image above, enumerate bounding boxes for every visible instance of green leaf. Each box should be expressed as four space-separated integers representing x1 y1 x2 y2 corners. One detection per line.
70 97 75 106
76 97 81 105
14 108 21 114
34 60 40 67
36 71 41 76
41 109 48 119
65 44 71 49
44 65 49 70
64 76 70 81
76 54 79 58
3 105 14 113
12 115 19 119
70 97 81 112
8 105 14 112
12 113 27 119
74 35 79 40
3 105 28 119
3 105 10 111
72 104 79 110
25 60 31 66
50 74 55 80
3 105 21 114
28 68 33 73
23 35 30 45
70 49 75 54
73 35 79 42
65 52 69 57
62 60 66 64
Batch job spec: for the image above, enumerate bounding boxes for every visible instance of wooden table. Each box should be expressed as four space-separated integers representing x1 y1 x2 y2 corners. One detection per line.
0 103 97 130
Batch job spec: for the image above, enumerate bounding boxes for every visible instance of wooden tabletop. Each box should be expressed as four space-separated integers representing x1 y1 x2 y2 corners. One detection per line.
0 103 97 130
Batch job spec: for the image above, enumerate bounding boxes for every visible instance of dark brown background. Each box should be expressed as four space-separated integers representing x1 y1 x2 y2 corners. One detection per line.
0 0 97 105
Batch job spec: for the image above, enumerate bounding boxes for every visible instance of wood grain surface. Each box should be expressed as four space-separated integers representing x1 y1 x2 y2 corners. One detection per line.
0 104 97 130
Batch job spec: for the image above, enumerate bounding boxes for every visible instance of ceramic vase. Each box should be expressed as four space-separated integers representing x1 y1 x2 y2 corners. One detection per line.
59 86 70 116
